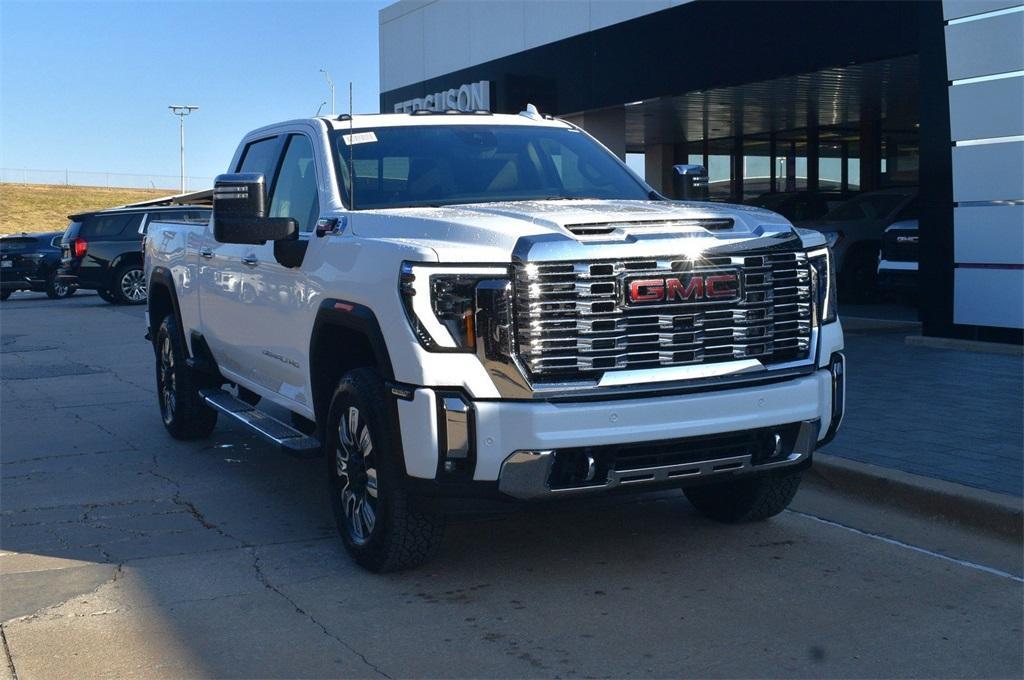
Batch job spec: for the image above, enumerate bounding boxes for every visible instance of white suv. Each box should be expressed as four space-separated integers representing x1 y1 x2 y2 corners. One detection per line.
144 109 845 572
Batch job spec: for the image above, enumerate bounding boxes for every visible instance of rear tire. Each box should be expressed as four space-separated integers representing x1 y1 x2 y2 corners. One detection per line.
326 368 444 572
0 289 11 301
45 271 74 299
112 263 147 305
155 314 218 440
683 469 803 523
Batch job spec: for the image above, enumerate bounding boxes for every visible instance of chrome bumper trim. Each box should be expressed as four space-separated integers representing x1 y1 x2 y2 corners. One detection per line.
497 419 819 500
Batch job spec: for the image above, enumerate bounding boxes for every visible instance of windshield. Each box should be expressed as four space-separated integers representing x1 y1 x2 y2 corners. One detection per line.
824 192 911 222
333 124 649 210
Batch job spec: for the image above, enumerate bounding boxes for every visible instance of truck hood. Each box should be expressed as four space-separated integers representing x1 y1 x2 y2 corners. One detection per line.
348 199 813 262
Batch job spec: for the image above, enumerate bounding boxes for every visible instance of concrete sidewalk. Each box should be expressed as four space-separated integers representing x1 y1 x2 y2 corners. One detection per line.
821 323 1024 498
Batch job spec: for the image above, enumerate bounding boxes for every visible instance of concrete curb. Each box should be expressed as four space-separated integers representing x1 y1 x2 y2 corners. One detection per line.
905 334 1023 356
807 453 1023 541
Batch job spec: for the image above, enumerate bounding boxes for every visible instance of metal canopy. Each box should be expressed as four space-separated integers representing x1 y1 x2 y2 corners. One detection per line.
622 55 919 151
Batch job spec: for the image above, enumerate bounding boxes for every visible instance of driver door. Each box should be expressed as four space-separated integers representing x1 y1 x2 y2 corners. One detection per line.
246 133 321 404
198 134 283 383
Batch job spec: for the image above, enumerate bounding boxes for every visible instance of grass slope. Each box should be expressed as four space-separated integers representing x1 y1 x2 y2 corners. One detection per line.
0 183 171 235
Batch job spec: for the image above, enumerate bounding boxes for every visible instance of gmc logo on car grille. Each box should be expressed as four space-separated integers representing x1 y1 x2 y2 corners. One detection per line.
625 271 742 306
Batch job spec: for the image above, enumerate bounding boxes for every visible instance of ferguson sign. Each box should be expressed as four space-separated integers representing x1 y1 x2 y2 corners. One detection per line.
393 81 491 113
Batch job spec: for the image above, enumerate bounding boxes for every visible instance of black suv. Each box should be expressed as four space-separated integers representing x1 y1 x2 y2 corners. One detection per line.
59 205 210 304
0 232 74 301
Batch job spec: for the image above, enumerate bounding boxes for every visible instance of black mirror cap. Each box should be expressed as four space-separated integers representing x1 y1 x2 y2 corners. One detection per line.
213 173 298 244
214 173 266 220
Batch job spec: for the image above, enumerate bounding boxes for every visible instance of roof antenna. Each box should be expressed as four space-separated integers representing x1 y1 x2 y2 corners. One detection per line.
348 81 355 211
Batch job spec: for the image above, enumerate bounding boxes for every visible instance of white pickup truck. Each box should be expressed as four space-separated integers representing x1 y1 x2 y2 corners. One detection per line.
144 109 845 572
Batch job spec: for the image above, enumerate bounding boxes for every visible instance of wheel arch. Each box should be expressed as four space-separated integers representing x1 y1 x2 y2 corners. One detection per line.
147 267 187 354
309 299 396 433
110 249 143 273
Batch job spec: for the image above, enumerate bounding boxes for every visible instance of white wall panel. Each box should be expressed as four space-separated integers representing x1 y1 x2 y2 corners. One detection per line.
422 1 472 80
469 1 525 66
380 10 426 94
380 0 433 24
590 0 670 30
944 0 1022 20
949 75 1024 141
381 0 691 91
945 11 1024 80
523 1 589 50
954 205 1024 264
954 267 1024 328
952 141 1024 202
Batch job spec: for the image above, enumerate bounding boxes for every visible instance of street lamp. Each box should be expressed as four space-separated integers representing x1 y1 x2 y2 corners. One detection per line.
168 105 199 194
320 69 335 116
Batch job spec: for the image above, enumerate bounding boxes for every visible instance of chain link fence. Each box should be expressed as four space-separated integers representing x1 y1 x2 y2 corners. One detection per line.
0 167 214 191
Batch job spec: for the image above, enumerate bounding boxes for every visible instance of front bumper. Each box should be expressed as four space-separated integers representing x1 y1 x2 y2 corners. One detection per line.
396 356 845 499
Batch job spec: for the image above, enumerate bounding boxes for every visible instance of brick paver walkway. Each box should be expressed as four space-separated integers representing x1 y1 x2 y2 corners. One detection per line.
822 328 1024 497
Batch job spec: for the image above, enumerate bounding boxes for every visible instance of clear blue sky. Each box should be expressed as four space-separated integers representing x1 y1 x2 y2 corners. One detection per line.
1 1 389 182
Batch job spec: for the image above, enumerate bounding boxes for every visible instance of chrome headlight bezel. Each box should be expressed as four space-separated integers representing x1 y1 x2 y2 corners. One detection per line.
399 262 510 353
807 247 837 325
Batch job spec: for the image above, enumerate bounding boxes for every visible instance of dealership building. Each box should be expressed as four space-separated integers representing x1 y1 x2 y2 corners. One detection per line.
379 0 1023 343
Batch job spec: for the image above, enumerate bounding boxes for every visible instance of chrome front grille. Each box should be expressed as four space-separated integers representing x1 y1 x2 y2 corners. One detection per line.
513 251 813 378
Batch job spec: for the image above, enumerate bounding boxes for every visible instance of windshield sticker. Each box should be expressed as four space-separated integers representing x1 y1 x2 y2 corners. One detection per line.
342 131 377 146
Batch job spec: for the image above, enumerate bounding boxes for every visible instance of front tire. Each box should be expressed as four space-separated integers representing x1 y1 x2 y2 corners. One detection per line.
155 314 218 440
684 469 803 523
326 368 444 572
45 271 74 299
112 263 147 305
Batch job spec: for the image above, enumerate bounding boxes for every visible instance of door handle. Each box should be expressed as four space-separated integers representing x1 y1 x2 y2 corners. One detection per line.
199 248 214 259
242 255 258 266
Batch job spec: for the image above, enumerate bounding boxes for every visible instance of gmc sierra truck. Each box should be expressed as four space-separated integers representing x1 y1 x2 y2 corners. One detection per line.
144 108 845 572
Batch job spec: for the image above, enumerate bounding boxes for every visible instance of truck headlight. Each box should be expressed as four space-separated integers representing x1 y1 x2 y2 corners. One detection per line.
400 262 510 352
807 247 837 324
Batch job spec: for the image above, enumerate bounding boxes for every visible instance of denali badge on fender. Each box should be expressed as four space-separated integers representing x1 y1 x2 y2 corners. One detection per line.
624 270 742 306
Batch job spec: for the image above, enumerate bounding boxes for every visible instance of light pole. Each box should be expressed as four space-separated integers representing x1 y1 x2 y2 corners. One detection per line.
320 69 335 115
168 105 199 193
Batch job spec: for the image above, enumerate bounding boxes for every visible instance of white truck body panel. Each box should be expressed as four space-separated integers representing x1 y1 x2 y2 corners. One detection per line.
145 112 843 495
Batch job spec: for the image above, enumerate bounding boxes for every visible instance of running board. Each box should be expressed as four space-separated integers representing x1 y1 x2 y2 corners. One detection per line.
200 388 321 458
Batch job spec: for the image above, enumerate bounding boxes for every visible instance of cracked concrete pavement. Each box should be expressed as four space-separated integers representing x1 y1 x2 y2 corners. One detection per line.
1 291 1022 679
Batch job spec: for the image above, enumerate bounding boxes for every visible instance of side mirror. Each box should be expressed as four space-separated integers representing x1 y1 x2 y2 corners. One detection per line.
213 173 297 244
672 164 709 201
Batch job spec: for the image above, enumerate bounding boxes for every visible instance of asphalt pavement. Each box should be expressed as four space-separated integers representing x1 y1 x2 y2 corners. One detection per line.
1 290 1022 679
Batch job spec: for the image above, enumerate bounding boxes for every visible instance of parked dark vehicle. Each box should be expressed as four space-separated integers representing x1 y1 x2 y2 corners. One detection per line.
59 205 210 305
800 188 918 303
877 219 918 300
747 191 851 223
0 232 74 301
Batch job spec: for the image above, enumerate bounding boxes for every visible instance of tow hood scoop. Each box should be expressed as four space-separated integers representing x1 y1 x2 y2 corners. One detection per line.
563 217 734 236
353 199 799 262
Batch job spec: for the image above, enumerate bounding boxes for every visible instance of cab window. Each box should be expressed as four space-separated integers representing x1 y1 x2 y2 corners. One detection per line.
269 135 320 234
237 137 281 192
